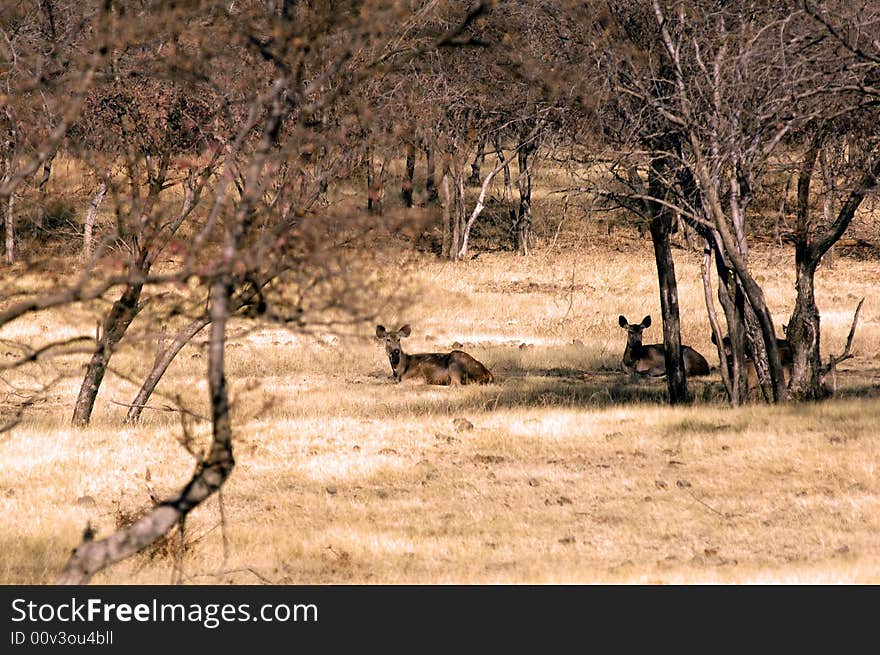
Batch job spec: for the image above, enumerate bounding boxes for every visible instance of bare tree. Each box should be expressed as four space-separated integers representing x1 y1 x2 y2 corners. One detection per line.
53 0 493 582
0 1 109 203
587 0 877 404
65 1 242 426
782 0 880 399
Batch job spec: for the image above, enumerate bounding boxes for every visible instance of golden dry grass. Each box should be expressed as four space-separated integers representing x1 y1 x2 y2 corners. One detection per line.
1 234 879 584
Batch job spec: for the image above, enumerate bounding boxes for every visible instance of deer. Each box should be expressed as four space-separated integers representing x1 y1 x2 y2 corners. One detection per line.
618 315 710 377
711 331 793 391
375 324 494 385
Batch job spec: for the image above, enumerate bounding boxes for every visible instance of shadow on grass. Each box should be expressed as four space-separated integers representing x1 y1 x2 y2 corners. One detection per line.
325 368 729 420
330 363 880 420
827 366 880 401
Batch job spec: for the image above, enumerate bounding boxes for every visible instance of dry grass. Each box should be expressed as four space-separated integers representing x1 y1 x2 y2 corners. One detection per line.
1 233 879 584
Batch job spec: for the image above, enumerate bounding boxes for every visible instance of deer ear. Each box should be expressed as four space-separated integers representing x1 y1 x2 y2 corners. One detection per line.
642 315 652 328
376 325 386 339
399 324 412 337
618 315 628 328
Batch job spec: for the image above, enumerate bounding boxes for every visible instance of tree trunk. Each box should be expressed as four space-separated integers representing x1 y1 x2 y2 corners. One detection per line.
366 150 381 213
451 173 464 259
440 171 452 258
514 144 534 255
467 135 487 185
676 163 750 404
4 191 14 265
425 145 438 204
74 163 202 424
440 155 467 261
126 314 212 423
495 138 516 235
701 244 735 403
401 144 415 208
648 161 688 404
72 281 143 426
651 219 688 403
787 144 879 399
715 250 750 403
788 256 823 400
83 179 107 259
35 153 55 229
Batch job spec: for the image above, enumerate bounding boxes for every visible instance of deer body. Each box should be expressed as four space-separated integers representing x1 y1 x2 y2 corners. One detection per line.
618 315 710 377
376 324 494 385
712 332 793 391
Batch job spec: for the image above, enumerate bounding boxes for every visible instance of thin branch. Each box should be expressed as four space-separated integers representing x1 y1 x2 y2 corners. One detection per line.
0 336 94 371
822 297 864 376
108 399 210 423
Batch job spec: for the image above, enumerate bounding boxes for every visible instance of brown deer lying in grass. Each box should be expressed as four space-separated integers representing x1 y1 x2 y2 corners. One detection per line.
618 315 710 377
375 324 494 385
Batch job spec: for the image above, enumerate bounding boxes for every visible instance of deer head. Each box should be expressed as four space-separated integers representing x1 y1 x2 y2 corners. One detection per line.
376 324 411 369
619 314 651 349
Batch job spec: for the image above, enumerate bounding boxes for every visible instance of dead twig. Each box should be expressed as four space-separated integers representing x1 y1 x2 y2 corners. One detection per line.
822 297 864 377
108 399 210 423
0 336 94 371
683 488 727 518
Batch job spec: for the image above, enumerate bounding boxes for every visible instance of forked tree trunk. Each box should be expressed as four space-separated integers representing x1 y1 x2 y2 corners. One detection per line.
679 166 752 404
788 138 825 400
788 143 880 400
678 166 751 404
457 145 521 260
58 278 234 584
125 280 263 423
74 167 203 425
72 281 144 426
689 153 788 402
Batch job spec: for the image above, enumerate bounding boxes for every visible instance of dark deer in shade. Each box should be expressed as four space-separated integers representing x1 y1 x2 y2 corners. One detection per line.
618 315 710 377
376 324 494 385
711 331 793 391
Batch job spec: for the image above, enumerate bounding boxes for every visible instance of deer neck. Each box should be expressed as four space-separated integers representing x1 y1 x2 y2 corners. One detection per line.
389 348 410 380
623 339 643 367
